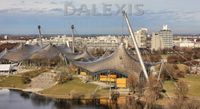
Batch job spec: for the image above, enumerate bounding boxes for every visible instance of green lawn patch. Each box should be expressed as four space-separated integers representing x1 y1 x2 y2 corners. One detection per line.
0 68 49 89
41 78 106 98
163 74 200 97
0 76 27 88
0 76 6 80
181 75 200 96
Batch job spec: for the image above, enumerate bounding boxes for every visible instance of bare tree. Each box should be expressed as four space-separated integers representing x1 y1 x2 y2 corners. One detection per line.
168 80 200 109
175 80 189 99
143 76 163 109
127 74 138 94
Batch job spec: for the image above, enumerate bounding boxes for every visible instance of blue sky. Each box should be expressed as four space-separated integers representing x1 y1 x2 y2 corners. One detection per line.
0 0 200 34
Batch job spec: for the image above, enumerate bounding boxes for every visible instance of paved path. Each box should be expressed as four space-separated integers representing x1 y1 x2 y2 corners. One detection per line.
89 81 110 88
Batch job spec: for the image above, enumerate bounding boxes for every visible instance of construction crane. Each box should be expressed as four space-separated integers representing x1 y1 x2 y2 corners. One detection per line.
122 11 149 81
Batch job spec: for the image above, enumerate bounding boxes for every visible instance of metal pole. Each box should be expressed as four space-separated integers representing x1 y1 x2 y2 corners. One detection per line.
109 71 111 100
38 25 43 47
122 11 149 81
157 60 164 81
71 25 75 53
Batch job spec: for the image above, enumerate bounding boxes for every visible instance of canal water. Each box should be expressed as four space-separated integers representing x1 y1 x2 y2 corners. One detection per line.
0 89 162 109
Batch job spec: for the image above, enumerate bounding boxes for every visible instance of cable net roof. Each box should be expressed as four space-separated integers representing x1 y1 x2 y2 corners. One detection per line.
29 44 95 61
0 43 143 78
2 44 41 62
30 44 63 60
57 45 73 54
0 48 8 59
65 48 95 61
73 43 142 76
0 43 95 62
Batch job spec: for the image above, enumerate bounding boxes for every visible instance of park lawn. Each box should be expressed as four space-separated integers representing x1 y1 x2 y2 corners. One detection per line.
96 89 109 96
0 76 27 89
0 76 6 80
163 74 200 97
181 75 200 96
0 68 49 89
163 80 175 96
41 78 100 98
0 67 49 88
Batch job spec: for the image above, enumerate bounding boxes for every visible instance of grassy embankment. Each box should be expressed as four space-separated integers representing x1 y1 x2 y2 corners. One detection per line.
41 77 109 99
0 76 27 88
40 71 200 99
0 68 48 89
162 64 200 97
1 64 199 99
0 68 109 99
164 74 200 97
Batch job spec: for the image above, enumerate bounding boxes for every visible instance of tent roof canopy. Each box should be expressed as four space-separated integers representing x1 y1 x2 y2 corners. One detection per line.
0 43 95 63
1 44 41 62
73 43 142 77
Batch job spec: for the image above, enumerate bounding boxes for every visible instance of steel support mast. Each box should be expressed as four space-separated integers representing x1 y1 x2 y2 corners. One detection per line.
38 25 43 47
122 11 149 81
71 25 75 53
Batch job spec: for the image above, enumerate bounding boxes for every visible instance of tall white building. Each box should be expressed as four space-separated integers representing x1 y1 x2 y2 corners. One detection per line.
151 25 173 50
158 25 173 49
134 28 148 48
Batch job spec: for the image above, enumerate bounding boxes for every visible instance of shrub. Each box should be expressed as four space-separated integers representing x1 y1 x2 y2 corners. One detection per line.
167 55 185 64
175 80 189 99
67 65 77 74
56 72 73 84
143 54 162 62
22 75 31 84
143 76 163 109
69 90 84 99
160 64 187 80
21 68 48 84
169 100 200 109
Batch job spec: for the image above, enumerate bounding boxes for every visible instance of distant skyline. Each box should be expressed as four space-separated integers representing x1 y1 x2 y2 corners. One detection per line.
0 0 200 34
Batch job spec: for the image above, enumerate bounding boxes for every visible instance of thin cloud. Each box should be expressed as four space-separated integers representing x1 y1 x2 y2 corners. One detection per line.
50 8 63 12
145 10 175 15
50 1 57 4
